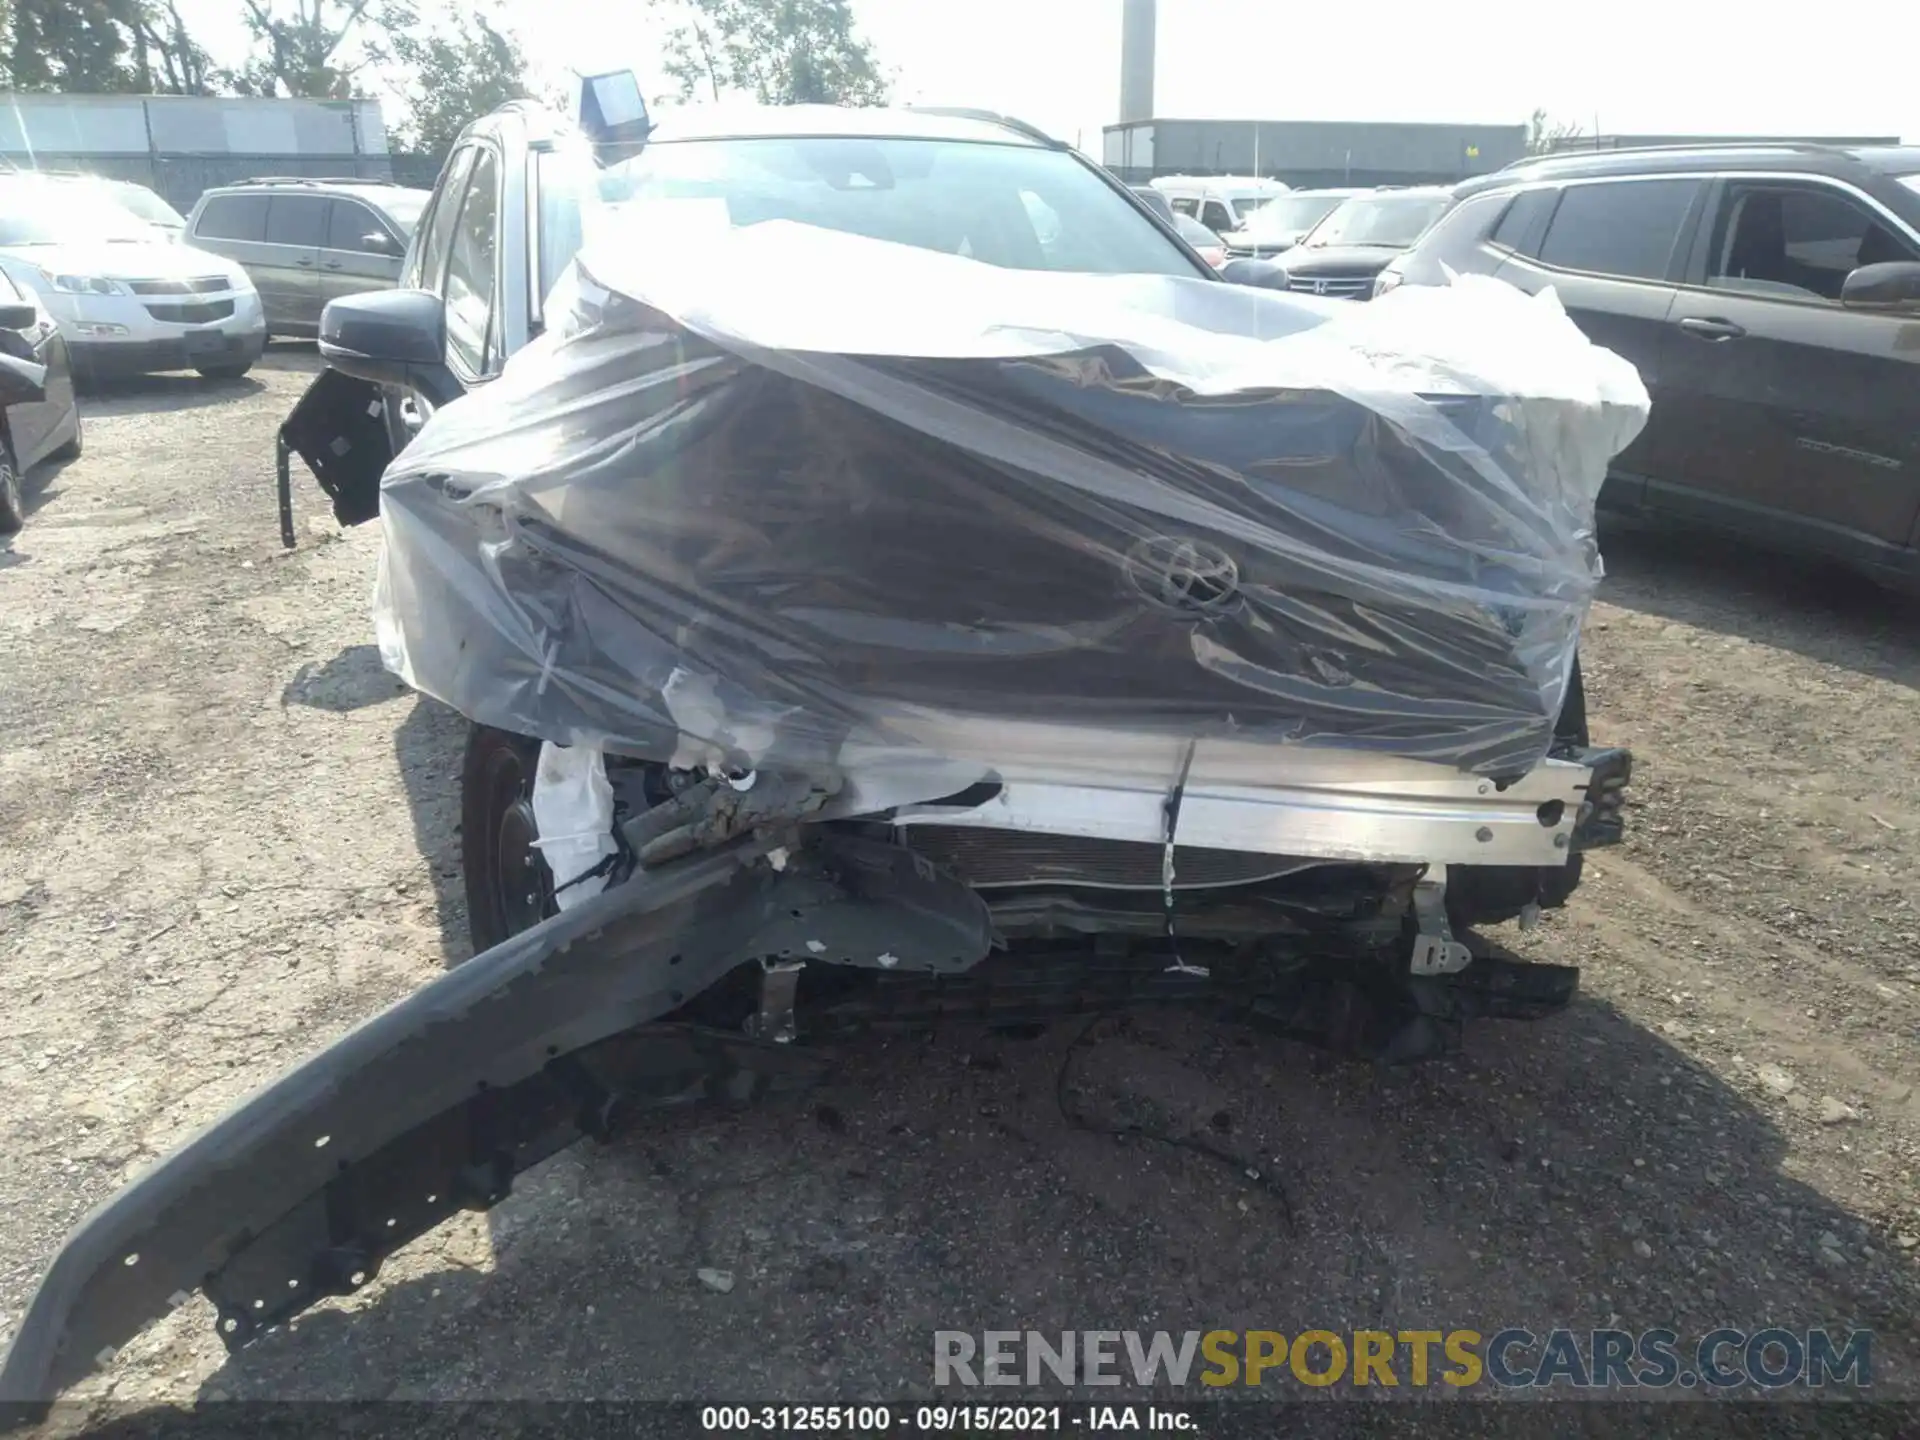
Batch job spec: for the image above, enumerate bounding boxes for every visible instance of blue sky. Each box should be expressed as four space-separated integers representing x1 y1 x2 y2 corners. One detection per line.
175 0 1917 149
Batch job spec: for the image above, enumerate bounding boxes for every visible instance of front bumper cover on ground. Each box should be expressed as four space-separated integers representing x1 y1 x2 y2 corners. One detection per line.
0 748 1629 1409
0 834 994 1408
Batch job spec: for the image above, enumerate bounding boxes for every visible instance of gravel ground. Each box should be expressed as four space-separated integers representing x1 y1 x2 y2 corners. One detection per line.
1 355 1916 1422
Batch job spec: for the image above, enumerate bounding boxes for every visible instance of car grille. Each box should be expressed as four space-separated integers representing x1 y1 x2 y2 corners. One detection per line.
127 277 231 296
903 826 1309 891
1284 275 1375 299
143 299 235 324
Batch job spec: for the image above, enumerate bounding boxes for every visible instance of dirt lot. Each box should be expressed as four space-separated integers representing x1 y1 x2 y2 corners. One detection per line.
1 354 1917 1418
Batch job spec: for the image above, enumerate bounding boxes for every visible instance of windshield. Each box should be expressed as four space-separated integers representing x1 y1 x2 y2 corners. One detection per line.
378 189 431 237
1900 176 1920 201
1239 193 1348 238
1173 213 1221 247
102 182 186 228
593 136 1203 278
0 180 154 245
1300 193 1451 249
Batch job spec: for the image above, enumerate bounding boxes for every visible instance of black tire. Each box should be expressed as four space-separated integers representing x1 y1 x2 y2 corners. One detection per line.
460 723 556 956
0 431 22 536
197 361 253 381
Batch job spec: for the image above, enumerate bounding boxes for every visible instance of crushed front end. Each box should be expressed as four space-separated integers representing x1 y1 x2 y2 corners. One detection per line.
5 234 1645 1406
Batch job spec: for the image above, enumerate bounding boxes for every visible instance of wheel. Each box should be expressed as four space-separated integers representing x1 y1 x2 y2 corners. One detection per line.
0 432 22 535
460 724 555 955
196 361 253 381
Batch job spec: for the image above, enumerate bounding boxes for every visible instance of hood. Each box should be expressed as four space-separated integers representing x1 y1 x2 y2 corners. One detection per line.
0 239 243 284
1223 229 1308 255
1278 243 1408 277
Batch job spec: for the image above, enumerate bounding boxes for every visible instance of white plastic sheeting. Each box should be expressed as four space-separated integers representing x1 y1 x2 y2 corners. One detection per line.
374 219 1649 803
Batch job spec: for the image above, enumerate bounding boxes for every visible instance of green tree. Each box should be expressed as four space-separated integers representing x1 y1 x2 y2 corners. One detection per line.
227 0 400 98
132 0 220 94
655 0 888 107
3 0 147 92
387 5 534 158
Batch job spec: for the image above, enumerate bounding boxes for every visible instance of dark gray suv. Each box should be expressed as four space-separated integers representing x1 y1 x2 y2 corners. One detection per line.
1378 143 1920 589
184 177 431 339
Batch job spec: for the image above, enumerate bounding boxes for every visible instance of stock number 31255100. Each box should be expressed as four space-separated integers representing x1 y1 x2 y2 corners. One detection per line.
700 1405 1067 1431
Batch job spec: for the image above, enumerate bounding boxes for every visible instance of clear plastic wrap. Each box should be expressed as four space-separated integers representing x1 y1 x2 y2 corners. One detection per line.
374 219 1648 797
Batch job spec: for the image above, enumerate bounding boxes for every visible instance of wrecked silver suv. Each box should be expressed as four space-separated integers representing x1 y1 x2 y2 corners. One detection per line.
1 93 1637 1405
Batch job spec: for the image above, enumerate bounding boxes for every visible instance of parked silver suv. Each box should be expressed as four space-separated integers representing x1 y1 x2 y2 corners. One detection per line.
183 177 431 339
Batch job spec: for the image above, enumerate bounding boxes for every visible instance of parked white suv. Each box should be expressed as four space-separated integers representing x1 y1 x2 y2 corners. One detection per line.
1149 174 1289 236
0 175 266 382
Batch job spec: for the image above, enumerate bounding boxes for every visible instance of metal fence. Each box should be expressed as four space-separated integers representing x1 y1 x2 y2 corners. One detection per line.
2 149 448 212
0 93 446 213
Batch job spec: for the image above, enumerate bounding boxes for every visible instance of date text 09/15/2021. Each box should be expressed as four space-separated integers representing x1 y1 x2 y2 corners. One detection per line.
701 1405 1191 1432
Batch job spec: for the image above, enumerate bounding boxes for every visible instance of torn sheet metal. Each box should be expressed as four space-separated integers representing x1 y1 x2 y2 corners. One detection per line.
372 220 1649 789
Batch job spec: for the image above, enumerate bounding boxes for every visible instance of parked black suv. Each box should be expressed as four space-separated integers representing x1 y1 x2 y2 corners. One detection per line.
1259 187 1453 298
1378 144 1920 588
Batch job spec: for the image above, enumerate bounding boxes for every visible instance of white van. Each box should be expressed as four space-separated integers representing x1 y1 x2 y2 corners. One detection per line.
1148 175 1290 236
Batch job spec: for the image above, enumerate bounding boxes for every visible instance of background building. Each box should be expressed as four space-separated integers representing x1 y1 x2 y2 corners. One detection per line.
0 93 396 212
1102 118 1527 187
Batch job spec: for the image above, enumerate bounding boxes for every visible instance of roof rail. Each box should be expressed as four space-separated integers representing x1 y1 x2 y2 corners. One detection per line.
905 106 1063 148
235 174 396 187
1496 140 1850 173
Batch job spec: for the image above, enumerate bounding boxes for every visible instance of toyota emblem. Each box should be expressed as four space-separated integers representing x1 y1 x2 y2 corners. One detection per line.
1121 535 1241 617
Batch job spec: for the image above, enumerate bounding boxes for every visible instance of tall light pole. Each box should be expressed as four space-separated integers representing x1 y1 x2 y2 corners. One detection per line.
1119 0 1156 125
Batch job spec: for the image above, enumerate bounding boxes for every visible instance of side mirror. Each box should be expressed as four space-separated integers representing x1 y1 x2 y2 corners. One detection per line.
318 288 450 390
0 302 37 332
1219 256 1289 290
0 350 47 407
1840 261 1920 313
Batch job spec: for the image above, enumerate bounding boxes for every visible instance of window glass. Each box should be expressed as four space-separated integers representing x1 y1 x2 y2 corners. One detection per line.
1170 196 1199 216
105 182 185 228
325 199 393 254
1199 200 1234 233
1173 213 1220 247
1708 185 1918 302
597 137 1199 277
194 194 269 242
1238 193 1348 241
408 147 475 290
443 147 500 375
1490 188 1557 252
1020 189 1063 251
1536 179 1699 281
534 143 597 322
1299 193 1451 249
264 194 329 246
375 189 430 237
0 267 21 302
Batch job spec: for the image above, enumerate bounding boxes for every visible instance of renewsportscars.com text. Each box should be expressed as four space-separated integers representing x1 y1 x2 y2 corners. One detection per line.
933 1328 1871 1391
